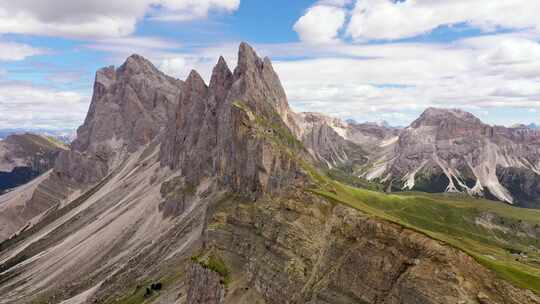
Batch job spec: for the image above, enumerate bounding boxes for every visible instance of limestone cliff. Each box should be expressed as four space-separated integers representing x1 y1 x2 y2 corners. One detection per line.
160 42 309 200
56 54 181 185
0 134 66 193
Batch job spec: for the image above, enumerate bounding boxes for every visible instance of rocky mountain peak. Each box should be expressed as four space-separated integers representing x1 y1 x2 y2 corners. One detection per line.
209 56 233 102
56 53 182 185
185 69 207 89
117 54 161 77
160 42 306 199
411 107 483 129
230 42 297 134
234 42 262 77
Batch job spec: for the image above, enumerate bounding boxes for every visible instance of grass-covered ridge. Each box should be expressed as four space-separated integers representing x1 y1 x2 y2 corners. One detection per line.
234 98 540 294
311 176 540 294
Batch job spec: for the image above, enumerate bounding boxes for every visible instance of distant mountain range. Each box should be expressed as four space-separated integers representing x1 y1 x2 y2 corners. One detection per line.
301 108 540 208
0 128 76 144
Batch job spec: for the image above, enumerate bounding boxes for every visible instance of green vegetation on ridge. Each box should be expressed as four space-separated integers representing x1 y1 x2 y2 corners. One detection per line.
235 98 540 294
311 176 540 294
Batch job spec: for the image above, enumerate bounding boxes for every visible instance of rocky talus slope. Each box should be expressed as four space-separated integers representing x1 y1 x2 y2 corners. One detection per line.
293 113 398 172
0 43 538 304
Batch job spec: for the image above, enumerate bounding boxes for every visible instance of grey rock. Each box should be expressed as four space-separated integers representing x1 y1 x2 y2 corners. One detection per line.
361 107 540 208
56 54 182 185
160 42 308 200
186 263 225 304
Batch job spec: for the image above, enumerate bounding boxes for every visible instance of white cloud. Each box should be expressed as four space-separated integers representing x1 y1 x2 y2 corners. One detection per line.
347 0 540 41
294 5 347 44
0 81 89 129
0 0 240 39
159 55 216 80
119 34 540 126
261 35 540 125
151 0 240 21
0 41 42 61
85 36 182 60
478 38 540 65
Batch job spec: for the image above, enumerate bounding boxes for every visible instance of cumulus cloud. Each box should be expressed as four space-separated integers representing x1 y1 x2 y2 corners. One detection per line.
0 41 42 61
0 81 89 129
0 0 240 39
294 5 347 44
295 0 540 42
346 0 540 41
151 0 240 21
264 36 540 125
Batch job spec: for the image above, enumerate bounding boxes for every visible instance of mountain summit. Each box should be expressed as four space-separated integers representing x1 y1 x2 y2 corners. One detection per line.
160 42 307 200
358 108 540 207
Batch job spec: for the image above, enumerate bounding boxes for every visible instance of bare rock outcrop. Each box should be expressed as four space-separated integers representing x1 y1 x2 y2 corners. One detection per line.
2 43 540 304
362 107 540 208
56 54 182 185
160 43 308 200
204 193 540 304
186 263 225 304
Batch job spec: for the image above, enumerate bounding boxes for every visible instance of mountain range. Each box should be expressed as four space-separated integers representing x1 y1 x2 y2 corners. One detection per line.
0 129 76 144
0 43 539 304
308 107 540 208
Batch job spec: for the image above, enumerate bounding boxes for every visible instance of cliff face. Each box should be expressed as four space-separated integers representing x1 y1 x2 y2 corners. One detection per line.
193 191 540 304
292 107 540 209
160 43 308 200
360 108 540 208
291 112 401 177
55 54 182 186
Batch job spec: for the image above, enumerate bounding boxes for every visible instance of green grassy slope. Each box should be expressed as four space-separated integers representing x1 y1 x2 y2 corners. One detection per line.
236 98 540 294
311 177 540 294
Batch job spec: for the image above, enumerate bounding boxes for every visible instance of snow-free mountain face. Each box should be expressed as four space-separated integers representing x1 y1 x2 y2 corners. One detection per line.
296 107 540 208
0 43 312 304
0 129 76 144
355 107 540 208
293 112 399 172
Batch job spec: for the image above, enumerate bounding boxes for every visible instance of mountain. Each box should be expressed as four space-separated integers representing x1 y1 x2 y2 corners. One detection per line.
0 134 68 241
296 108 540 208
294 112 398 171
356 108 540 208
0 129 76 144
0 133 67 193
0 44 539 304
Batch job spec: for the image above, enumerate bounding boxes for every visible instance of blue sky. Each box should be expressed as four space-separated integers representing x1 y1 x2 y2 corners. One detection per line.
1 0 540 130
